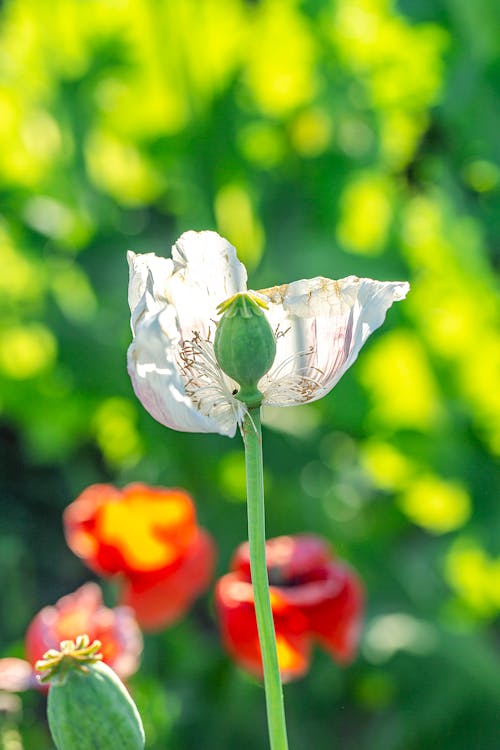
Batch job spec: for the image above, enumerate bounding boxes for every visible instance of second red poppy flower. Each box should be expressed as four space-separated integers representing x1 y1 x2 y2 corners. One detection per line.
216 534 363 682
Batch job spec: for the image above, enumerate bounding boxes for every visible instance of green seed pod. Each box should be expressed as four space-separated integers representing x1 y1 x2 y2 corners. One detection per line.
214 292 276 407
37 637 145 750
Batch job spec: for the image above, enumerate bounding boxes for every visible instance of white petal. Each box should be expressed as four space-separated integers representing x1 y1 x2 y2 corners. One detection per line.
258 276 409 405
128 304 240 436
127 250 174 314
168 230 247 341
127 232 247 436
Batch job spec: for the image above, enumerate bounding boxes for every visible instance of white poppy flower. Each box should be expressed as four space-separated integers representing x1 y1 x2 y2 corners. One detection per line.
127 230 409 438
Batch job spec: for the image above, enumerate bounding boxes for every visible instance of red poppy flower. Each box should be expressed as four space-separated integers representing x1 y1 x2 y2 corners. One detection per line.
25 582 142 681
216 535 363 682
63 483 215 630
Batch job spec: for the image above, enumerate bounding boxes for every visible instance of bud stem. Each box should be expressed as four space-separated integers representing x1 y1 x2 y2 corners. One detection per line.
242 407 289 750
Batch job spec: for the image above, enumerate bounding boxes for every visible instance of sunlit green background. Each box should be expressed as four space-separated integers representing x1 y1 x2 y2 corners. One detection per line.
1 0 499 747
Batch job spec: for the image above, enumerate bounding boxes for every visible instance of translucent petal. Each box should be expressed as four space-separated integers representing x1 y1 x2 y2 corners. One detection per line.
127 231 248 436
258 276 409 406
168 230 247 341
128 305 239 436
127 251 173 315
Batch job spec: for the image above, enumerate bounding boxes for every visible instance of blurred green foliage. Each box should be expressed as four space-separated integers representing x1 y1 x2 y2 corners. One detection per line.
0 0 499 748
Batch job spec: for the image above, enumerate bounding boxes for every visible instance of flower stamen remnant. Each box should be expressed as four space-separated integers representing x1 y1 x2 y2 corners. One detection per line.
36 635 103 685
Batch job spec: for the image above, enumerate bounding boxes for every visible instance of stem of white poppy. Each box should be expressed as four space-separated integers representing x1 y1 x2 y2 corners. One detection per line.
241 407 289 750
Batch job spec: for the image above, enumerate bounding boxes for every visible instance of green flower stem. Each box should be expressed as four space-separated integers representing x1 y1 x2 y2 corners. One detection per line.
242 407 289 750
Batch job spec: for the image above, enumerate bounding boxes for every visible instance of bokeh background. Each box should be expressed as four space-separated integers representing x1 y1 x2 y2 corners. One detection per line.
1 0 499 747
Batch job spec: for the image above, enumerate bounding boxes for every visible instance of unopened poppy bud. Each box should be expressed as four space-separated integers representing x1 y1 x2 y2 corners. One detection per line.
214 292 276 407
37 635 145 750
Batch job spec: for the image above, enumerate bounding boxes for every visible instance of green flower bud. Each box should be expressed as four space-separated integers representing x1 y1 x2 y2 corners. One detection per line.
214 292 276 407
37 636 145 750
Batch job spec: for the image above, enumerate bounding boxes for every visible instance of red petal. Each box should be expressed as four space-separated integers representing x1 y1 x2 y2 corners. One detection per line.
63 484 123 575
25 582 142 680
231 534 332 581
64 483 198 577
120 529 216 631
296 563 364 663
215 573 310 682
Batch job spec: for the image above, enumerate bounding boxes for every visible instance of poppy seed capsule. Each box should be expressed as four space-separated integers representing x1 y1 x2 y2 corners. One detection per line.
38 638 145 750
214 292 276 407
